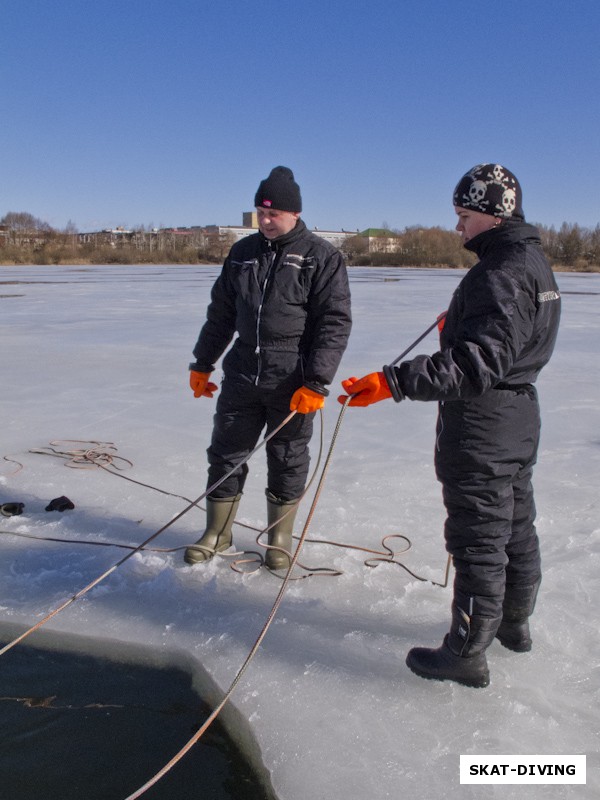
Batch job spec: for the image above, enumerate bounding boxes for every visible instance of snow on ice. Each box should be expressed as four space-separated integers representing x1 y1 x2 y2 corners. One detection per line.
1 264 598 798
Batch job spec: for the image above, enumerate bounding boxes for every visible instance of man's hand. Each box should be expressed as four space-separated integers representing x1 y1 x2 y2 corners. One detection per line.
337 372 393 407
290 386 326 414
189 370 218 398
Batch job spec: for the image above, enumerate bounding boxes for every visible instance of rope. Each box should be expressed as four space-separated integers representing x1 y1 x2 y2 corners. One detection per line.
2 454 24 475
30 441 134 471
4 427 450 584
29 440 193 504
0 693 200 715
0 527 450 587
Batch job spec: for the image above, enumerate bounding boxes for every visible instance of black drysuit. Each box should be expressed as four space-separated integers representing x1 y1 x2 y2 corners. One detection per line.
389 220 561 619
192 220 352 501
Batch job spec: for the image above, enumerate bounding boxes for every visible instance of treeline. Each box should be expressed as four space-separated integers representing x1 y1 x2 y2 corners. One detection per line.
0 240 212 266
1 212 599 271
345 223 600 272
0 212 225 266
344 227 476 268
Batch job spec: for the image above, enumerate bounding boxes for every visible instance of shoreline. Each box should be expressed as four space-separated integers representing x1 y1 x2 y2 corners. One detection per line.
0 261 595 273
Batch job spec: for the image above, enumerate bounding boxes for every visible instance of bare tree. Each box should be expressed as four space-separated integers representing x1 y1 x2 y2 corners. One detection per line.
1 211 54 232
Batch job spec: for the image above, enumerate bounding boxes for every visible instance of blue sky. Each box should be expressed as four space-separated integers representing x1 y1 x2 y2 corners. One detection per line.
2 0 599 233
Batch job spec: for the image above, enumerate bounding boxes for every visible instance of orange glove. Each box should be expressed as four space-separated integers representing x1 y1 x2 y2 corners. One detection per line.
290 386 326 414
437 311 447 332
337 372 392 407
189 370 218 398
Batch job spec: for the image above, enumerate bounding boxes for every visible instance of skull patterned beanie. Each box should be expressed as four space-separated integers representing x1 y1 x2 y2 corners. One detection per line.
453 163 524 220
254 166 302 213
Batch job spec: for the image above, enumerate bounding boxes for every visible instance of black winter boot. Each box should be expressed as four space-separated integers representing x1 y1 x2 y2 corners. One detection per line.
265 492 299 571
184 495 241 565
496 579 541 652
406 606 501 688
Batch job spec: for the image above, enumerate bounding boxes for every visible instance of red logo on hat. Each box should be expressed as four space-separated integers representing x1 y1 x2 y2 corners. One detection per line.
263 199 272 207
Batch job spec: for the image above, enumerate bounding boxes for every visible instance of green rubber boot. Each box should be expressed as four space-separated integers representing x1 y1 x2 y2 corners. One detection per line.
265 492 299 571
184 495 241 565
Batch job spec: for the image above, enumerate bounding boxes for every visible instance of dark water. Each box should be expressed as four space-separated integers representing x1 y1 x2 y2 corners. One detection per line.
0 643 273 799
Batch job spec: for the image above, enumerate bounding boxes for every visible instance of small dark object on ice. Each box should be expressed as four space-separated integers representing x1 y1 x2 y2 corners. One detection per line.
0 502 25 517
45 496 75 512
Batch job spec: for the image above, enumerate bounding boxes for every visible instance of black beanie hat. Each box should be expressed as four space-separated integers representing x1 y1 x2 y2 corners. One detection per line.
453 163 524 220
254 166 302 213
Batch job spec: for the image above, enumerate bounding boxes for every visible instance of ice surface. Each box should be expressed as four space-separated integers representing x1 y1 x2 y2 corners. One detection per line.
1 264 598 798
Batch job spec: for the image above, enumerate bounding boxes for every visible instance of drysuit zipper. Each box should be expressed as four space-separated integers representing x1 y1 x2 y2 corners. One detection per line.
255 244 277 385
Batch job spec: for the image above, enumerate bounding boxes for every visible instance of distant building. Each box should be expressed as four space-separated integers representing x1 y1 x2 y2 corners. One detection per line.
239 212 358 250
73 216 389 257
77 226 210 253
311 228 359 249
242 211 258 228
204 224 257 243
357 228 402 253
78 227 134 247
